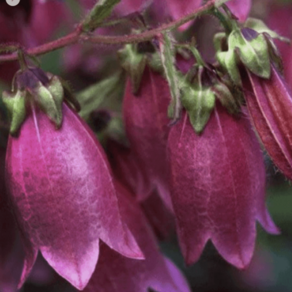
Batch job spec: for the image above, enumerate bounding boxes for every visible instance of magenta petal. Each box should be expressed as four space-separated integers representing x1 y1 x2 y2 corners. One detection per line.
163 0 202 30
115 0 144 14
84 182 190 292
167 105 277 268
107 140 152 201
6 103 143 290
226 0 251 23
141 191 175 240
245 66 292 181
123 67 172 210
0 148 35 291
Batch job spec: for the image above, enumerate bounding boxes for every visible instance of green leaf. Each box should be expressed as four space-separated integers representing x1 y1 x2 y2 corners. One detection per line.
82 0 120 32
77 72 124 119
216 50 242 86
160 32 181 120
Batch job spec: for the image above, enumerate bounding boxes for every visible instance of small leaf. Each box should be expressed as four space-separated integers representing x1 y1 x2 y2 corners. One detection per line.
77 72 124 119
159 33 181 120
82 0 121 32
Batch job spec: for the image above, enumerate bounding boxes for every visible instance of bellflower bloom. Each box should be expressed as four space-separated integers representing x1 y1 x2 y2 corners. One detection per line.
244 65 292 181
4 68 143 290
84 182 190 292
123 66 173 210
167 104 279 268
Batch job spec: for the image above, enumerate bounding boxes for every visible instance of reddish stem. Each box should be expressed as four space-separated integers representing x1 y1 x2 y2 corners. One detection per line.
0 0 218 63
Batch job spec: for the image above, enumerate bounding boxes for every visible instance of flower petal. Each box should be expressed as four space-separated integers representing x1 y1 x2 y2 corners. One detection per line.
6 103 142 290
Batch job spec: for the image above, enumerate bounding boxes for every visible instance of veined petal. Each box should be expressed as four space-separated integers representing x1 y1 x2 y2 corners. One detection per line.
84 182 190 292
167 105 277 268
6 103 142 290
245 66 292 181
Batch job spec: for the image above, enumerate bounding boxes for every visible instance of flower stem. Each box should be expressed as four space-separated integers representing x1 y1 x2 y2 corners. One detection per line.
0 0 218 63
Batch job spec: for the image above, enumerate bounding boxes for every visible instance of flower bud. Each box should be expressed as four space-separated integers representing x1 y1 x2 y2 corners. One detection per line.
167 104 279 268
244 65 292 181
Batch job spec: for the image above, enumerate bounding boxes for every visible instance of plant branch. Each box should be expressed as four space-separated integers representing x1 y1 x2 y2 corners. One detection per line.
0 0 219 63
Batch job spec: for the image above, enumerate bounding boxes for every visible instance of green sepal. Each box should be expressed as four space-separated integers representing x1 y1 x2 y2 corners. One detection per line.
245 18 290 43
211 82 239 114
34 76 64 127
82 0 120 32
146 51 163 74
2 90 27 135
216 49 242 86
213 32 227 52
232 30 270 79
118 44 147 95
180 67 216 134
181 85 215 134
264 35 284 74
59 77 81 112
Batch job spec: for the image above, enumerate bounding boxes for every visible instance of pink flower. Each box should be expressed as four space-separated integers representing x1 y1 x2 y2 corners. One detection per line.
123 66 173 210
5 103 143 290
226 0 251 23
244 65 292 181
167 104 279 268
84 182 191 292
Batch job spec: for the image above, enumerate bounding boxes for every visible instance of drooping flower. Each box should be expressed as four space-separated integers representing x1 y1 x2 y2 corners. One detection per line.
167 104 279 268
123 66 173 210
244 65 292 181
84 182 190 292
4 66 143 290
